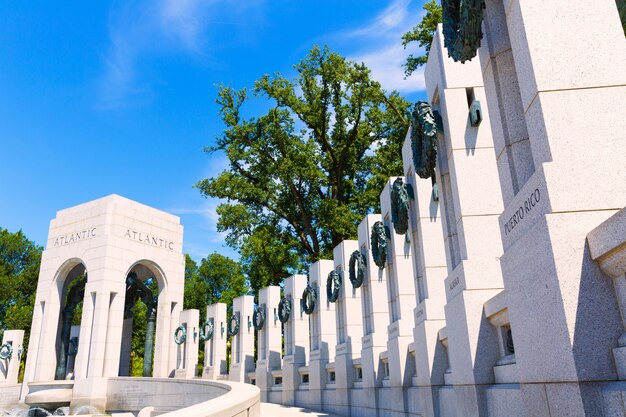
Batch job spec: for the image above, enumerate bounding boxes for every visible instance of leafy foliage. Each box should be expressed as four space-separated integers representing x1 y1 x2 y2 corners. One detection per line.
183 253 248 315
197 46 410 292
0 228 42 380
402 0 442 76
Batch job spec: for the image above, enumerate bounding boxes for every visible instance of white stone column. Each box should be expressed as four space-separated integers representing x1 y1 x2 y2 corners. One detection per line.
379 177 418 417
402 122 449 417
255 286 281 401
426 26 505 417
174 309 199 379
332 240 362 416
72 277 111 413
31 260 64 383
0 330 25 386
202 302 228 379
478 1 626 414
103 285 125 377
355 214 389 417
282 274 309 406
229 295 255 383
307 260 336 411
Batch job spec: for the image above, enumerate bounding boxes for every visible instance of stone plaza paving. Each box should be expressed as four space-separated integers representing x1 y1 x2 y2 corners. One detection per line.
1 1 625 416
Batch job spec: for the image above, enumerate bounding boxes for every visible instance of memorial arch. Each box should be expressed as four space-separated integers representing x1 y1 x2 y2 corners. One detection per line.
21 195 185 409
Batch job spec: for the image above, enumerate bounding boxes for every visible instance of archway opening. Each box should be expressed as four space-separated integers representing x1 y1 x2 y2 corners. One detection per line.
118 263 162 377
54 263 86 380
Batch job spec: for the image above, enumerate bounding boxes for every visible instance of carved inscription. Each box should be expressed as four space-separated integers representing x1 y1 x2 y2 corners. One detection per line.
123 229 175 250
503 188 541 236
53 228 96 247
109 384 149 408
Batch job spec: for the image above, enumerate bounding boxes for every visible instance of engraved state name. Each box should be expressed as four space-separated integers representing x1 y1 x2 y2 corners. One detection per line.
503 188 541 236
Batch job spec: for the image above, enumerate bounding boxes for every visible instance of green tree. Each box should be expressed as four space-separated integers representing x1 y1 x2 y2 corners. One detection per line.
196 46 411 292
0 228 42 381
183 253 248 313
402 0 442 76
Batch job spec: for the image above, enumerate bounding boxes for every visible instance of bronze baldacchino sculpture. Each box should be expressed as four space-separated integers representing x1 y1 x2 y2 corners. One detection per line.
124 271 157 377
55 275 86 380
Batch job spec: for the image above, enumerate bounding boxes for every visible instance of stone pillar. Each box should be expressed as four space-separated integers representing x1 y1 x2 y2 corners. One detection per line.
356 214 389 417
202 303 228 379
402 120 449 417
426 26 505 417
255 286 281 401
174 309 199 379
0 330 25 385
478 1 626 415
282 274 309 406
588 208 626 380
103 285 125 378
72 278 111 413
332 240 362 416
229 295 255 383
308 260 336 411
379 177 418 417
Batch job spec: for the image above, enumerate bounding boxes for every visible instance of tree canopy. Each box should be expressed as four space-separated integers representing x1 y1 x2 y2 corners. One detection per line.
183 253 248 316
0 228 42 379
196 46 411 293
402 0 442 76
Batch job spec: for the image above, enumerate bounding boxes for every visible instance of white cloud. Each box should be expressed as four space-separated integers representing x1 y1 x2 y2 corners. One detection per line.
330 0 427 94
98 0 263 109
353 47 425 93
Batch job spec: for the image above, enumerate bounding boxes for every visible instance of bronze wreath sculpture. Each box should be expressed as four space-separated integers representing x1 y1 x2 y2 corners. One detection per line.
301 285 317 315
370 221 389 269
348 250 366 288
442 0 485 63
278 298 291 324
327 270 342 302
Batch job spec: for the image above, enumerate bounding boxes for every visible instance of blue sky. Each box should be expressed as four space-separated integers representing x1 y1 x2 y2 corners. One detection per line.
0 0 429 261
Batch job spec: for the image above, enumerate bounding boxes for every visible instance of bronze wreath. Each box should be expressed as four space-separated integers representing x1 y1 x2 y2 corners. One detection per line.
348 250 366 288
253 305 266 331
301 285 317 315
278 298 291 323
442 0 485 63
327 270 342 302
370 221 389 269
